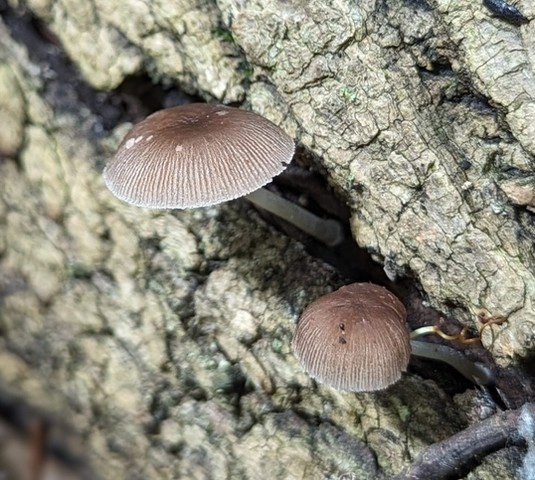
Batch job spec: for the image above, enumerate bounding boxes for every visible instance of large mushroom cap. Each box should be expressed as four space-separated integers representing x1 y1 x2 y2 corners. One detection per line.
292 282 411 392
103 103 295 208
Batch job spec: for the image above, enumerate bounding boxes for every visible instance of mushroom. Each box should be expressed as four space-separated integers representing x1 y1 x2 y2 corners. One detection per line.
292 282 494 392
103 103 343 246
291 282 411 392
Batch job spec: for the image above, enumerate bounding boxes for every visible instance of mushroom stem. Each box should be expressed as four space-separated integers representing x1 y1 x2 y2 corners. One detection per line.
245 188 344 246
410 340 494 386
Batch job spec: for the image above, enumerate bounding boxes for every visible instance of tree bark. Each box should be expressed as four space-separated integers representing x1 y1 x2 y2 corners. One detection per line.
1 0 534 478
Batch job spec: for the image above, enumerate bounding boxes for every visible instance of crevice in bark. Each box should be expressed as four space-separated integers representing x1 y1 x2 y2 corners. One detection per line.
0 388 96 479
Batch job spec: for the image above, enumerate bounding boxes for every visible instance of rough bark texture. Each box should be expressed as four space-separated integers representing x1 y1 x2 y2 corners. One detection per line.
1 0 534 478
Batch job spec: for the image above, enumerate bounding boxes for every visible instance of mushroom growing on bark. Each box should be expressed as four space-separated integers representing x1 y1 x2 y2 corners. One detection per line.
292 282 493 392
103 103 343 246
292 283 412 392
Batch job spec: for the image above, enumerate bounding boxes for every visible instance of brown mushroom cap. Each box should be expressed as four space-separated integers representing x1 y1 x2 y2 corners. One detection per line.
291 282 411 392
103 103 295 208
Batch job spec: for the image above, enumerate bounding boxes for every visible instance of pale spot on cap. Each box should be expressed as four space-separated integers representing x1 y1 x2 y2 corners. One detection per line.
292 283 411 392
103 103 295 209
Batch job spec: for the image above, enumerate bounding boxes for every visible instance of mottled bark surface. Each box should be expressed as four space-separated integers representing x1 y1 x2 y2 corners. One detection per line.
1 0 534 479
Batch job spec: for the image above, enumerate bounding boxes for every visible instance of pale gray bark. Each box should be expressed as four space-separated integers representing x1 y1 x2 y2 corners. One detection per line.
1 0 534 478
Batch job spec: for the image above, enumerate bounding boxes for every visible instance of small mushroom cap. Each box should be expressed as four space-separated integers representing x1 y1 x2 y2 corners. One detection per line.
103 103 295 208
292 283 411 392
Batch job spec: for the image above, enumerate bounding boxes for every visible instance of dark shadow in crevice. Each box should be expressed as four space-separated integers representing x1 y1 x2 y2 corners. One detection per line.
0 2 198 144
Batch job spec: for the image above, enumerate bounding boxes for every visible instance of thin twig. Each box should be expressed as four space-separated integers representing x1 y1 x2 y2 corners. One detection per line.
29 419 46 480
395 403 533 480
